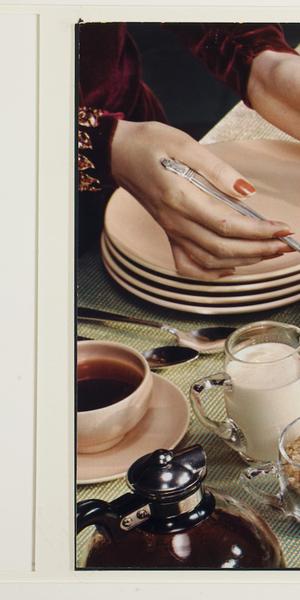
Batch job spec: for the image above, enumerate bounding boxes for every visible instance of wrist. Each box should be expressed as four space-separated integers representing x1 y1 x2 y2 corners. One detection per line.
111 120 142 184
247 50 293 107
247 50 275 103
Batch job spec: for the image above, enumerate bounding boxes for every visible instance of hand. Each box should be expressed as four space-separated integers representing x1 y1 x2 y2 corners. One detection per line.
248 50 300 139
111 120 292 280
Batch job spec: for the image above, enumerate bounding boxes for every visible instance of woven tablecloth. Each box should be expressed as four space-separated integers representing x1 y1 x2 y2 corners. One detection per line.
77 97 300 569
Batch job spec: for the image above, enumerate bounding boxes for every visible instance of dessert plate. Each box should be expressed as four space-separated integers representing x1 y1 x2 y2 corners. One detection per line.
104 233 300 293
77 374 190 484
104 140 300 282
103 258 300 315
102 236 300 305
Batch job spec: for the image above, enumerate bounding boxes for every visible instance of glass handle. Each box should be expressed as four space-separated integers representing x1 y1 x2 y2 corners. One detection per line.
190 372 247 453
240 464 284 511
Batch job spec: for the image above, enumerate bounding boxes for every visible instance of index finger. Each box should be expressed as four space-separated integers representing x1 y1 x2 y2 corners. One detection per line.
167 177 292 240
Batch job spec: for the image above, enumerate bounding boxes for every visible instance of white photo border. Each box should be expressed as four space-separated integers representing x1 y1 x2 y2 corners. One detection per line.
1 1 300 595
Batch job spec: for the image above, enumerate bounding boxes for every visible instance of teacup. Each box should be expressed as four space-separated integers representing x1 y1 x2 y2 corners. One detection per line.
240 417 300 522
77 341 152 453
190 321 300 464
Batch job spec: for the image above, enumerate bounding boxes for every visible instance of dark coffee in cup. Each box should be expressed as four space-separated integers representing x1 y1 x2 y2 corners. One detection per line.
77 358 143 412
77 341 152 453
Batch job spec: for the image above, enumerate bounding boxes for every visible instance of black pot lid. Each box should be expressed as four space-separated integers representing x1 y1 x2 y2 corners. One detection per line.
127 445 207 502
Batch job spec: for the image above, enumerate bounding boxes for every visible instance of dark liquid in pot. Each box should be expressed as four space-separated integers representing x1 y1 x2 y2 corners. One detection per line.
77 358 143 412
84 508 284 569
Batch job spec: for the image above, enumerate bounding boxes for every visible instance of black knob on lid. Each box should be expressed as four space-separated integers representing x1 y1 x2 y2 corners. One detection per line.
127 445 207 502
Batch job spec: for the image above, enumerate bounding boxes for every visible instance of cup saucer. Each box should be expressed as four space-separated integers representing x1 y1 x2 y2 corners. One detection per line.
77 373 190 485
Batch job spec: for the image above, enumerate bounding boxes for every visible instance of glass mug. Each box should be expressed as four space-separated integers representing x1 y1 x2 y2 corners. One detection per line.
190 321 300 464
240 417 300 521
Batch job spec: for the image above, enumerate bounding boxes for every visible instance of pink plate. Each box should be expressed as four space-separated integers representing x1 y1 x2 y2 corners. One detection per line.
104 233 300 292
103 258 300 315
102 236 300 305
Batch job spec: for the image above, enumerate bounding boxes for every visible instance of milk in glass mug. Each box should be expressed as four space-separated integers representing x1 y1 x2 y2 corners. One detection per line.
190 321 300 464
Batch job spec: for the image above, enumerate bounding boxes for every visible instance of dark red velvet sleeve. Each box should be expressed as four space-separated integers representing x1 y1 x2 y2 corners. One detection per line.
164 23 298 106
78 22 166 191
78 23 129 192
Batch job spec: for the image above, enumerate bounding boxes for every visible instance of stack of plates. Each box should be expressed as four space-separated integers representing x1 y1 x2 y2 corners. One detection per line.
102 140 300 315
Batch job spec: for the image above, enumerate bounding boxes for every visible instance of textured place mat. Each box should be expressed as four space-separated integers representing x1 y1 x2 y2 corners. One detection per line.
200 99 298 145
77 251 300 568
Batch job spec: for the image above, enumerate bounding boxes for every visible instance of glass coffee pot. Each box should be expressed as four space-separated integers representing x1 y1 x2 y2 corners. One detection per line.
77 445 284 569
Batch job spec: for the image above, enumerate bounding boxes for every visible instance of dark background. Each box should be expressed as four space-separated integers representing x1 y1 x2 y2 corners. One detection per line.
79 23 300 255
128 23 300 139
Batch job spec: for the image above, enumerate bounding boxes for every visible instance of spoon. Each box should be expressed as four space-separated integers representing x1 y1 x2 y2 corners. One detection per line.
77 336 199 369
78 306 235 353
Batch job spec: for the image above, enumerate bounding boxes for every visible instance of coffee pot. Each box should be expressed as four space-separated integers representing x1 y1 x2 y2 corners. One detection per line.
77 445 284 568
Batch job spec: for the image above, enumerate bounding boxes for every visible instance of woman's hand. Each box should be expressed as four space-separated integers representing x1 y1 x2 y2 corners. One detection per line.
248 50 300 140
111 120 292 280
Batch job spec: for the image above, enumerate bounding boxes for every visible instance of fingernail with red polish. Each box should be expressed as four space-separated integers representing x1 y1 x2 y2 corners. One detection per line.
282 246 296 253
234 179 256 196
273 230 294 238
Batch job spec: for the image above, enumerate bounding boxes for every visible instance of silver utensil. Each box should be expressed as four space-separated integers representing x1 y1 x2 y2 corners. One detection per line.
77 306 235 353
77 336 199 369
161 157 300 253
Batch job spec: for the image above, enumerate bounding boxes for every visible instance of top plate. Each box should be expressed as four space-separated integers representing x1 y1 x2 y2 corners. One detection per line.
104 139 300 282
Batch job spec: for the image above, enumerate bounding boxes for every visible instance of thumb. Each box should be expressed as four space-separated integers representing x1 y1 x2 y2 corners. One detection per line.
179 139 256 200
